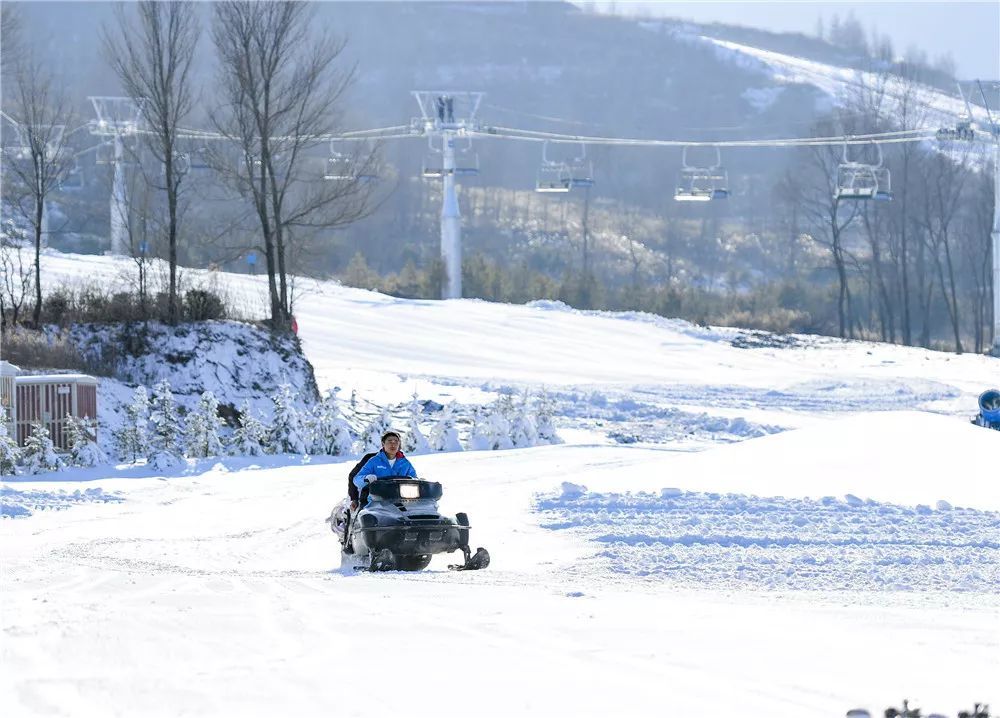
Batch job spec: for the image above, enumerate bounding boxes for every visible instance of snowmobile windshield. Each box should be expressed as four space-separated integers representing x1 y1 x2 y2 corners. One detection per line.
367 478 443 502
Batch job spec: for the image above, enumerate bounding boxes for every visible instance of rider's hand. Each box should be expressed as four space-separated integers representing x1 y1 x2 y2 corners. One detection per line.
364 474 377 484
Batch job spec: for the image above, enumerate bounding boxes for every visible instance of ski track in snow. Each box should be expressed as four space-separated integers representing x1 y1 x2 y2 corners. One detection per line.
537 485 1000 592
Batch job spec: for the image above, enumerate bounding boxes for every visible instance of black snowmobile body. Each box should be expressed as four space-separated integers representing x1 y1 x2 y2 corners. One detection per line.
336 476 489 572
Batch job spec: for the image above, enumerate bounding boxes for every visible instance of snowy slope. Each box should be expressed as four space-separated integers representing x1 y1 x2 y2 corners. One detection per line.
3 251 999 718
698 35 989 128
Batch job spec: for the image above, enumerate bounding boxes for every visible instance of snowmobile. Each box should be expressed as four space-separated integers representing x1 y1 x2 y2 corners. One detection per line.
972 389 1000 431
328 476 490 572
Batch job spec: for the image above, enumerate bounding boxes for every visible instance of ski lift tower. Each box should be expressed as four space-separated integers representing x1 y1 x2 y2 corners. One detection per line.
411 91 484 299
87 97 143 256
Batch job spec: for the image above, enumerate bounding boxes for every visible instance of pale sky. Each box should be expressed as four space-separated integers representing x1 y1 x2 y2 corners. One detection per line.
578 1 1000 80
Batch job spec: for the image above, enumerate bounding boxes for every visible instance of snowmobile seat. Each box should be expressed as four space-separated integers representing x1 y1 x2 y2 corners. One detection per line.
347 451 377 502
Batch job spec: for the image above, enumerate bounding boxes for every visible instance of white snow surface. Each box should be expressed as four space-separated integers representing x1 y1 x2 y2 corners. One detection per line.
700 35 991 130
3 251 999 717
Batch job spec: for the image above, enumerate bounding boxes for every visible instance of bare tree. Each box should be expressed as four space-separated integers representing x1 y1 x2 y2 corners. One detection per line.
792 130 861 338
210 1 378 329
0 3 22 79
1 56 75 326
0 234 34 328
103 1 200 324
916 148 972 353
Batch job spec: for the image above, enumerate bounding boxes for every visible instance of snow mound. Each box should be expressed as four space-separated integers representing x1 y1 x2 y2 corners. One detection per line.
1 486 124 518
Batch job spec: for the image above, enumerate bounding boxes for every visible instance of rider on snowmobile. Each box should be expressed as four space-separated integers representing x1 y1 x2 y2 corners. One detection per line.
351 431 418 507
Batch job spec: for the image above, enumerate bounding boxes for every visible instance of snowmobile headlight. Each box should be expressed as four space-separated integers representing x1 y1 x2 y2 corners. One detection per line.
399 483 420 500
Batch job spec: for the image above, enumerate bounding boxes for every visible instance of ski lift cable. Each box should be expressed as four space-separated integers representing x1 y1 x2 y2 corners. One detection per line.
474 126 935 148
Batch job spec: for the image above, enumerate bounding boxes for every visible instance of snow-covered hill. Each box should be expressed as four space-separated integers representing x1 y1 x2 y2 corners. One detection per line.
3 251 999 718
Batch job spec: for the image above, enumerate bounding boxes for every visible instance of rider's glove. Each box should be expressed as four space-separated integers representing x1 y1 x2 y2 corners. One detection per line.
364 474 377 484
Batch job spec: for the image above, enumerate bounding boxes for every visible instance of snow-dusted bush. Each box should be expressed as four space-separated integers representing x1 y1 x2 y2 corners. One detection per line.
402 391 430 454
231 399 268 456
66 414 108 467
21 422 64 474
148 379 184 469
484 397 515 450
535 389 561 445
114 385 150 462
186 390 225 458
269 383 307 454
429 404 463 452
510 392 539 448
358 407 393 452
465 406 492 451
0 407 21 475
309 389 354 456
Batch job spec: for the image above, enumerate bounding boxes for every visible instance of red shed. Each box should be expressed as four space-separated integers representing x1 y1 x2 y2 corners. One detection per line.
14 374 99 450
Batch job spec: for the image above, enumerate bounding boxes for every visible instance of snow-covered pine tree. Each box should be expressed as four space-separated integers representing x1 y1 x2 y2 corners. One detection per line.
231 399 268 456
269 383 307 454
148 379 184 469
465 406 492 451
535 389 562 445
0 407 21 475
186 391 225 458
485 397 515 450
309 389 354 456
114 385 150 462
510 391 539 448
66 414 108 467
429 404 463 452
21 422 64 474
358 407 393 452
402 391 430 454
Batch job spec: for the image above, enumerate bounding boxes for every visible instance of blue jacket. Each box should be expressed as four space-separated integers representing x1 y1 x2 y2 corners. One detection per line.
352 449 418 495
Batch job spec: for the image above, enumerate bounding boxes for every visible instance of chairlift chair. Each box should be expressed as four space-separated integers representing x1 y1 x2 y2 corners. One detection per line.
834 141 892 202
536 162 571 193
674 146 729 202
325 152 354 180
567 142 594 188
535 141 571 193
188 148 211 172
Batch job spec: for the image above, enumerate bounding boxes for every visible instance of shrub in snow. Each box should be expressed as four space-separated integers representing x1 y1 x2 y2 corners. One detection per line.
231 399 268 456
429 404 463 453
484 397 514 450
402 391 430 454
186 391 225 458
535 389 561 445
21 422 64 474
269 383 307 454
465 407 492 451
0 407 21 475
114 385 150 462
510 391 539 448
66 414 108 467
308 390 354 456
358 407 393 452
148 379 184 469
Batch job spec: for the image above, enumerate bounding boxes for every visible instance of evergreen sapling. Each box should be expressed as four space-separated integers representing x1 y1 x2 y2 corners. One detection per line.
149 379 184 469
66 414 108 467
21 422 64 474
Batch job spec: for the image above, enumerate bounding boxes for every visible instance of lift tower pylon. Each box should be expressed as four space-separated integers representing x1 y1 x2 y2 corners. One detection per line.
412 91 484 299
